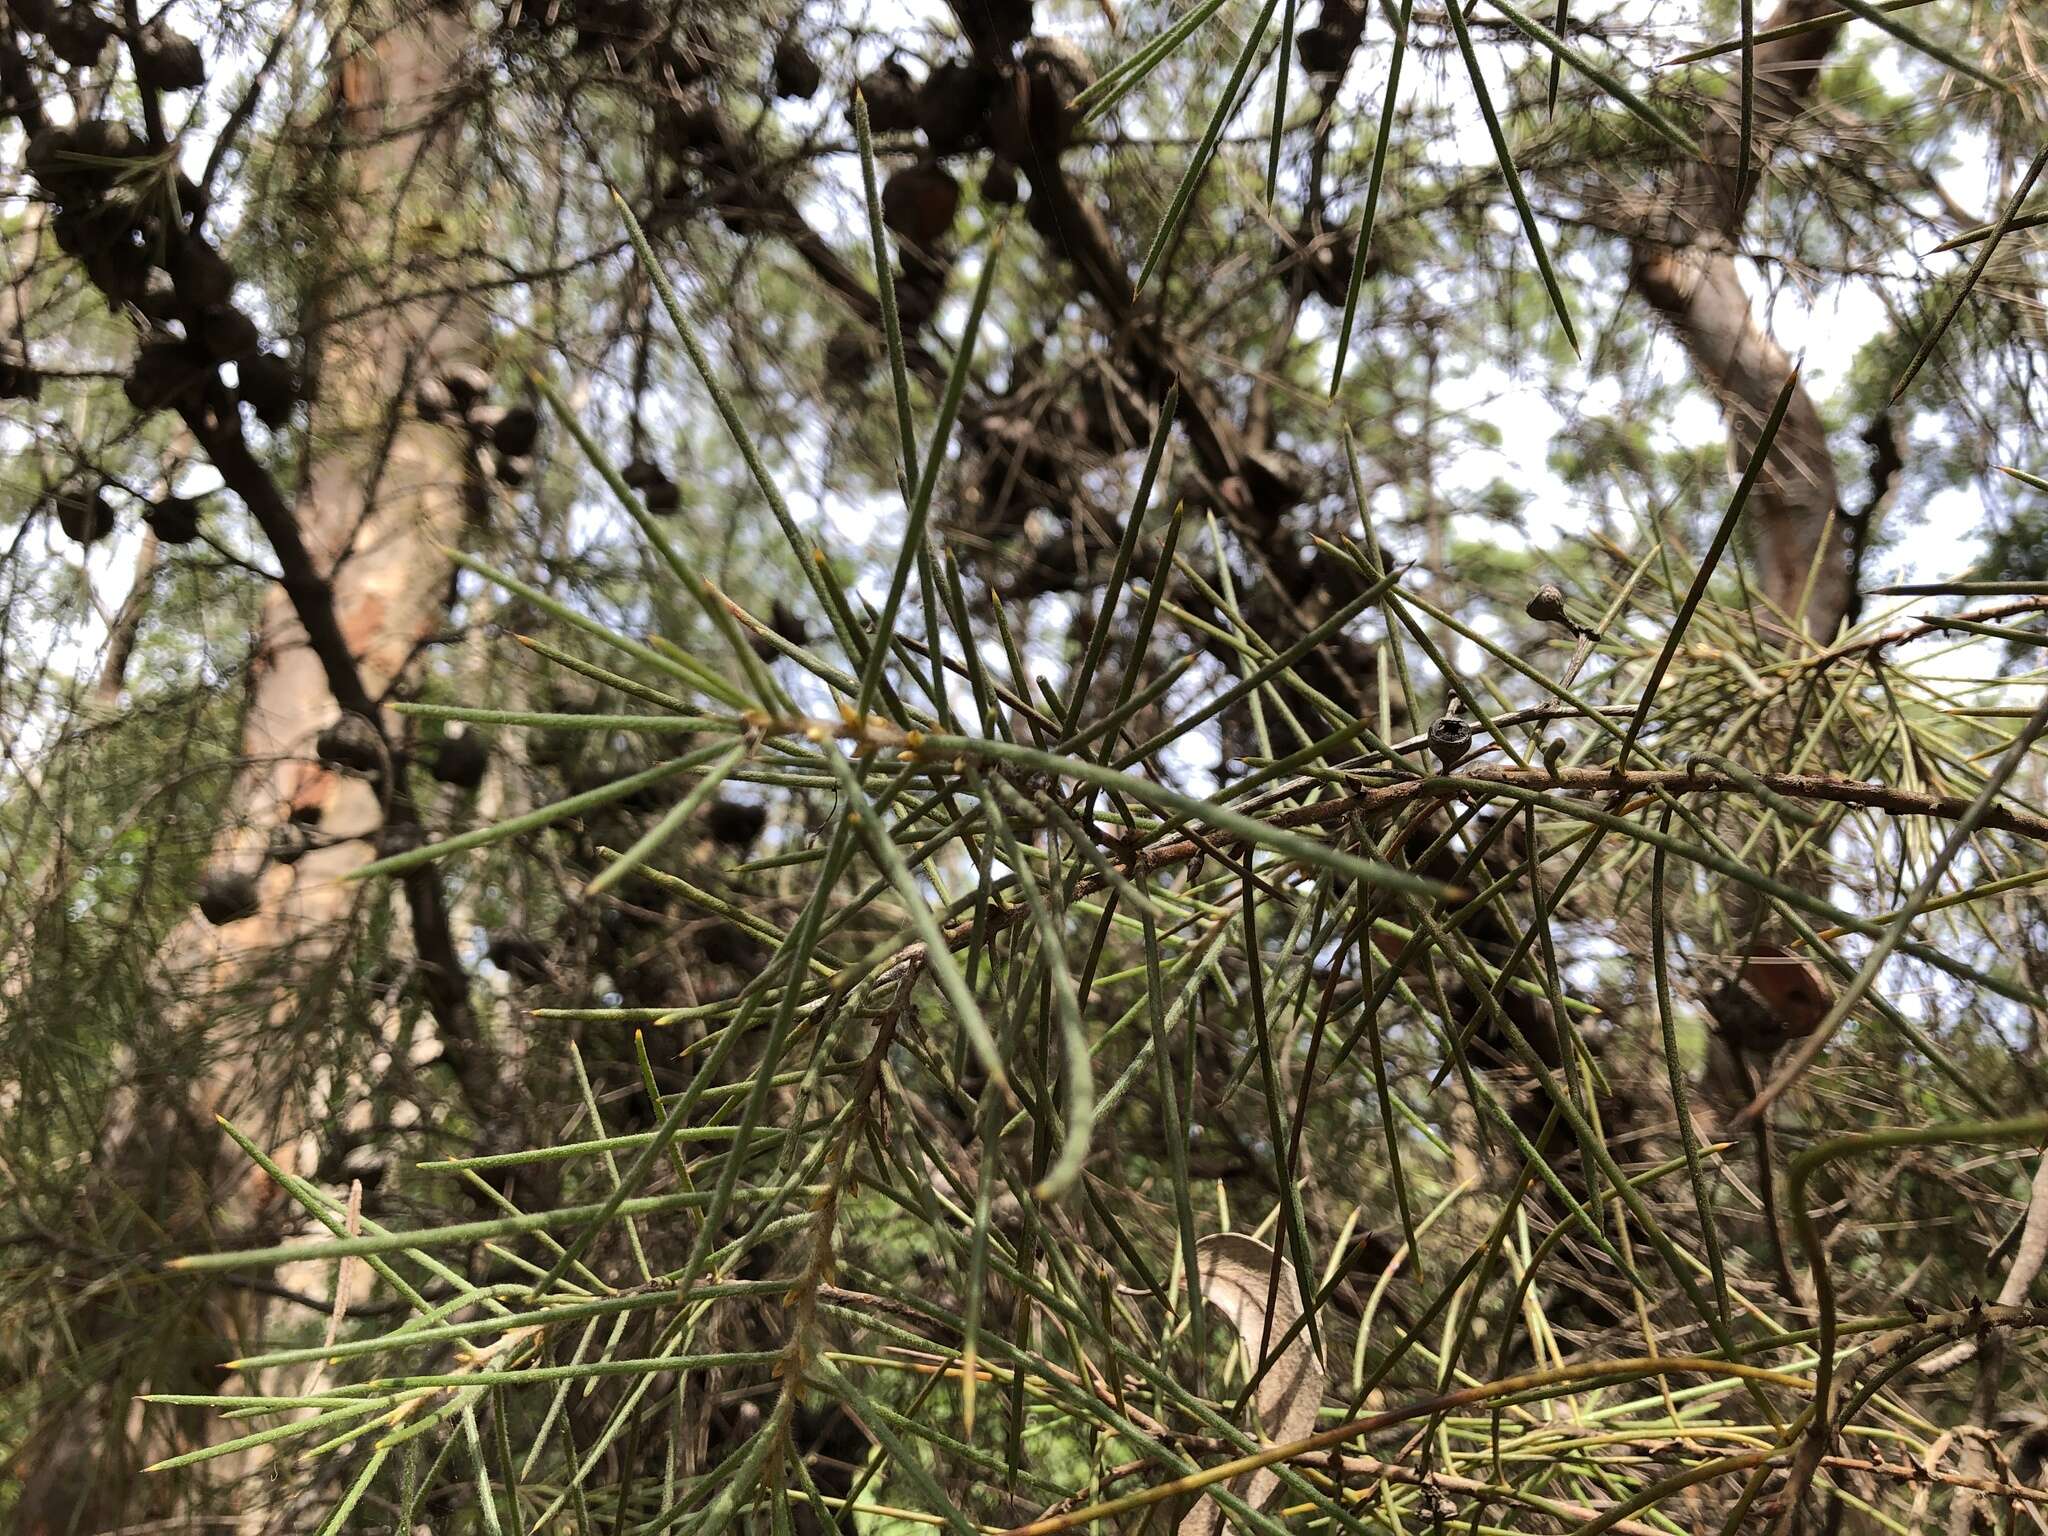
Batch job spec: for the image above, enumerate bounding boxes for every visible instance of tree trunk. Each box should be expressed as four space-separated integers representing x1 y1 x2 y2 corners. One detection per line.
171 5 486 1108
16 9 488 1532
1628 0 1855 645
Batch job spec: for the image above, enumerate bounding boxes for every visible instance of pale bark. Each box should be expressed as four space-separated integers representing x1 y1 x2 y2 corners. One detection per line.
14 8 489 1532
170 7 486 1136
1628 0 1855 644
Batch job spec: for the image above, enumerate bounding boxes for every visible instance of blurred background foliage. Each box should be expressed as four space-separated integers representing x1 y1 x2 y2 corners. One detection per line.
4 0 2048 1532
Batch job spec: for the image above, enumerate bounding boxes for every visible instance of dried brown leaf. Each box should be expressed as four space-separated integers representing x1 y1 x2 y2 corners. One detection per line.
1178 1233 1329 1536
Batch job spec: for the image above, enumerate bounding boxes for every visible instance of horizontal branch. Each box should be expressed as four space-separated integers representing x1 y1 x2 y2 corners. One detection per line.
825 721 2048 1001
1273 763 2048 846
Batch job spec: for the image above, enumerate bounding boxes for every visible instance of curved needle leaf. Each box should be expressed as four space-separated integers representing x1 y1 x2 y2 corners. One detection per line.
1076 0 1234 121
1440 0 1579 354
1330 0 1414 395
1892 143 2048 403
984 785 1094 1199
1665 0 1934 63
1135 0 1286 297
1807 0 2004 91
1477 0 1699 154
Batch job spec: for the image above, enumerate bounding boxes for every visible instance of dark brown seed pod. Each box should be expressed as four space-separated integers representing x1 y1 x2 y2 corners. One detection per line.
916 59 996 156
486 930 552 986
640 471 682 514
1026 36 1097 110
49 206 91 257
1296 0 1366 75
44 5 114 67
440 362 492 413
0 341 40 401
981 161 1021 207
86 237 153 306
196 868 260 925
52 481 115 545
54 197 150 302
1290 224 1363 307
66 116 137 160
133 18 204 91
1525 583 1570 625
703 796 768 848
81 185 153 248
124 333 208 411
1426 715 1473 772
620 456 665 490
770 598 807 646
490 403 538 456
882 161 961 250
1734 944 1832 1039
894 247 951 329
198 303 261 362
430 730 489 789
237 353 301 428
316 713 384 775
823 324 878 385
267 822 313 867
167 234 235 308
993 37 1094 160
26 119 140 199
1294 25 1347 75
752 596 808 660
1705 944 1834 1053
772 35 822 100
143 495 202 545
853 61 919 134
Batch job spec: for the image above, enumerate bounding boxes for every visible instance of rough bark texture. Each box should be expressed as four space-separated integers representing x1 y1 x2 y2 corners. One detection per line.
13 10 487 1532
1629 0 1855 644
